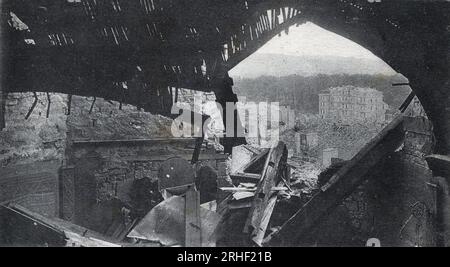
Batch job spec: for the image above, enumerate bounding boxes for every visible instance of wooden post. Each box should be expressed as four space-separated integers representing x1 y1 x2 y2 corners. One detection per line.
185 186 201 247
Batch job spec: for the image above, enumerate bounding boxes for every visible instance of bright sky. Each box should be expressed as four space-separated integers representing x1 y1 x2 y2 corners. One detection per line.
256 22 377 59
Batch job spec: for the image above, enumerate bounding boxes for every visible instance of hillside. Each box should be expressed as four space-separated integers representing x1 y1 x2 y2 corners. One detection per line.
229 53 395 78
233 74 411 114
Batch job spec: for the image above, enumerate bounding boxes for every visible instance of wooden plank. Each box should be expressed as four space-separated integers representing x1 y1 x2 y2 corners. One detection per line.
399 91 415 112
2 203 119 247
219 187 287 192
229 148 269 183
185 187 201 247
269 115 405 246
253 193 277 246
241 148 269 172
243 142 287 245
25 92 38 120
230 172 261 182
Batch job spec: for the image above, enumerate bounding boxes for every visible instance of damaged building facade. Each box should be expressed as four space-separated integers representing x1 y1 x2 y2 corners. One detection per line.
1 0 450 247
319 86 389 124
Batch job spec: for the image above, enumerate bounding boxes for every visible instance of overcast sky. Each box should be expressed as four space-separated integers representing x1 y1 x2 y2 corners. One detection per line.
255 22 378 59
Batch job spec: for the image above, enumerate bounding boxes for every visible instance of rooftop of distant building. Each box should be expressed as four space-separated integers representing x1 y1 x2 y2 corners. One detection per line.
319 86 382 95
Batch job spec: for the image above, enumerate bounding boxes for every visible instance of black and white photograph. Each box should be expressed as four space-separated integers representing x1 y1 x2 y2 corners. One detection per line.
0 0 450 251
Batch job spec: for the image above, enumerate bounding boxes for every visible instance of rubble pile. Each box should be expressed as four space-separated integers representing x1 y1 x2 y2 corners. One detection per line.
288 160 320 196
315 121 384 160
68 96 173 141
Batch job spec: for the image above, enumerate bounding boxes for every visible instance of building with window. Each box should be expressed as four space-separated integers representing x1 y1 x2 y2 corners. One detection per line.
319 86 388 123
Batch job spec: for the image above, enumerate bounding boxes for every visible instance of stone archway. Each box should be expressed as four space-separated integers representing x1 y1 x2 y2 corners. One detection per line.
221 1 449 153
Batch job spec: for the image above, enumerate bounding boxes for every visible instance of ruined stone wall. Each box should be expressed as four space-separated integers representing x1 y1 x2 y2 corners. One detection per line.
306 104 436 246
59 96 226 227
63 139 225 232
69 140 223 203
0 92 68 216
0 93 67 168
0 92 218 221
66 95 174 142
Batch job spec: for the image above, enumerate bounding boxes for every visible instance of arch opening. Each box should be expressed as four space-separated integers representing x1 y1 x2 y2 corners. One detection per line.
229 21 417 155
218 22 433 246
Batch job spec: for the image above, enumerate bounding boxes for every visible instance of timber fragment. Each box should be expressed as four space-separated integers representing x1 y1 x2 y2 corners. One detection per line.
243 142 288 246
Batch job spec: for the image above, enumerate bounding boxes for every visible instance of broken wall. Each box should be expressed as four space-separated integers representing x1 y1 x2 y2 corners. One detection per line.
0 93 68 216
60 96 227 232
302 115 436 247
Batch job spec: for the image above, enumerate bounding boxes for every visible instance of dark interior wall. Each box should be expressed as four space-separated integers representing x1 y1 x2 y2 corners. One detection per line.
69 140 222 199
72 152 101 228
303 153 436 247
62 139 225 233
301 115 436 247
373 152 436 247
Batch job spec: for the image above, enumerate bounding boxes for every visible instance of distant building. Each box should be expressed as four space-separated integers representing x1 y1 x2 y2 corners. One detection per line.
319 86 388 123
295 131 318 155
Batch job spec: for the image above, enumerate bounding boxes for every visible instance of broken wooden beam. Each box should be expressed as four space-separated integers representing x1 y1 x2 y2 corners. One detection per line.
220 186 287 192
243 141 288 246
89 97 96 114
392 82 410 87
229 147 269 183
46 92 51 118
399 91 416 113
25 92 38 120
253 194 278 246
268 115 406 246
185 187 202 247
239 148 269 172
230 172 261 182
